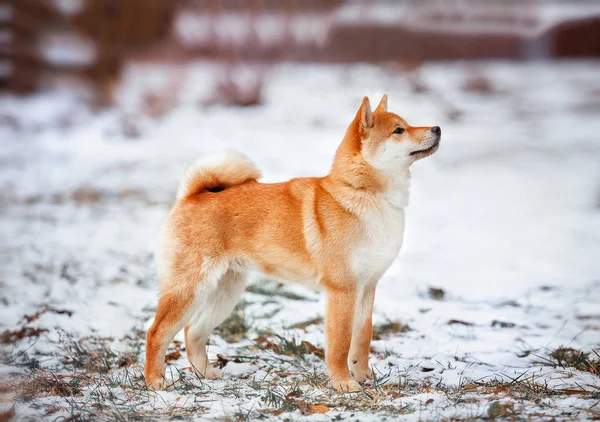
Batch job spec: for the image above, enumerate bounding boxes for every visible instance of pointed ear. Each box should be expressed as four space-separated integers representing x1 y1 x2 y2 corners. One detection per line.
375 94 388 112
358 96 373 129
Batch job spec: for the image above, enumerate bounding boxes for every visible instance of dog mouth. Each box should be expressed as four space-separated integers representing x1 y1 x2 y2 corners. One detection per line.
410 140 440 156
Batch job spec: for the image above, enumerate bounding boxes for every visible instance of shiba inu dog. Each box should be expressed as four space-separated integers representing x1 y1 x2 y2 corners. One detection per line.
145 95 441 392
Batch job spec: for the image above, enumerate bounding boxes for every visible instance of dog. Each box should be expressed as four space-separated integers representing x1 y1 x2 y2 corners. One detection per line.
145 95 441 392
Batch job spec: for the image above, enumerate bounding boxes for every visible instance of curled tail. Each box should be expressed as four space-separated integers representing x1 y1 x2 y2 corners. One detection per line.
176 150 261 200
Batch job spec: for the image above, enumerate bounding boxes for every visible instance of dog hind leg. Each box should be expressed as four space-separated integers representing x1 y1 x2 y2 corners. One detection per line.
184 268 248 379
145 292 193 389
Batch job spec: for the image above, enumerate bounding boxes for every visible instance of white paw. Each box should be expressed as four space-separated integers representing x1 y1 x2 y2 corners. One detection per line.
146 377 166 390
351 367 374 383
331 378 362 393
203 366 223 379
192 365 223 379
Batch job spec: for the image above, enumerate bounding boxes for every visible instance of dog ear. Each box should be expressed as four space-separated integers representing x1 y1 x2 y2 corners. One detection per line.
375 94 388 112
358 96 373 129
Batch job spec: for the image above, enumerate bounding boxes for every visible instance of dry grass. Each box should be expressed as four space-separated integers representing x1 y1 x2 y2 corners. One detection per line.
253 330 325 361
2 301 598 421
3 330 600 421
545 347 600 377
58 330 140 373
246 280 316 302
15 373 85 402
372 319 412 340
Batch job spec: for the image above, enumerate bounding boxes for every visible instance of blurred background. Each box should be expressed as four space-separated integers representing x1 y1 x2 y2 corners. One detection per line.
2 0 600 100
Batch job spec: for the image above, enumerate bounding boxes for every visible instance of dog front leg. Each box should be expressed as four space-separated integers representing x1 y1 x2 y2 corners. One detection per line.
325 286 361 392
349 284 376 382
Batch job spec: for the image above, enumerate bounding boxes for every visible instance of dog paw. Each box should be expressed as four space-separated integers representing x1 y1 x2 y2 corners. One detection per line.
351 367 374 383
203 366 223 379
331 378 362 393
192 366 223 379
146 377 166 390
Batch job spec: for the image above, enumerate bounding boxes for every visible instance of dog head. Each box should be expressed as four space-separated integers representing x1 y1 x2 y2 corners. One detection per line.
356 95 441 172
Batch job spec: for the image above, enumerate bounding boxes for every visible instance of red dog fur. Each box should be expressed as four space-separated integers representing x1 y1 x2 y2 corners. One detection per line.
145 95 441 392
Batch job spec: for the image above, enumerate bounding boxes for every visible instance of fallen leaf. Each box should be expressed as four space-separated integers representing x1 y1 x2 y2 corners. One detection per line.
0 404 15 422
216 354 229 369
426 398 434 405
309 404 329 413
165 351 181 362
298 401 329 415
301 341 325 359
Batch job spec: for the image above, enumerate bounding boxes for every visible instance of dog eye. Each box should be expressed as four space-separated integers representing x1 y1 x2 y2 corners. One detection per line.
393 127 405 134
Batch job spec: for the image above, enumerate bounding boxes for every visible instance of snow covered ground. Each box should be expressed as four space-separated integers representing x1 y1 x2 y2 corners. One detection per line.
1 60 599 421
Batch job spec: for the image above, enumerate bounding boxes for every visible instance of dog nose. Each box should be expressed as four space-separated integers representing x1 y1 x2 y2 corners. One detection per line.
431 126 441 135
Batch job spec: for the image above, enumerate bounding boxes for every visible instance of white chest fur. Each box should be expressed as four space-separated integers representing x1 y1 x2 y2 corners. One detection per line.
349 199 406 284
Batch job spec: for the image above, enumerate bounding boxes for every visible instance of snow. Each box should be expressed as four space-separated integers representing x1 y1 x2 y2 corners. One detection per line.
0 5 11 22
175 11 330 50
52 0 84 16
537 4 600 30
335 2 600 36
1 60 599 420
335 2 410 25
38 32 96 67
